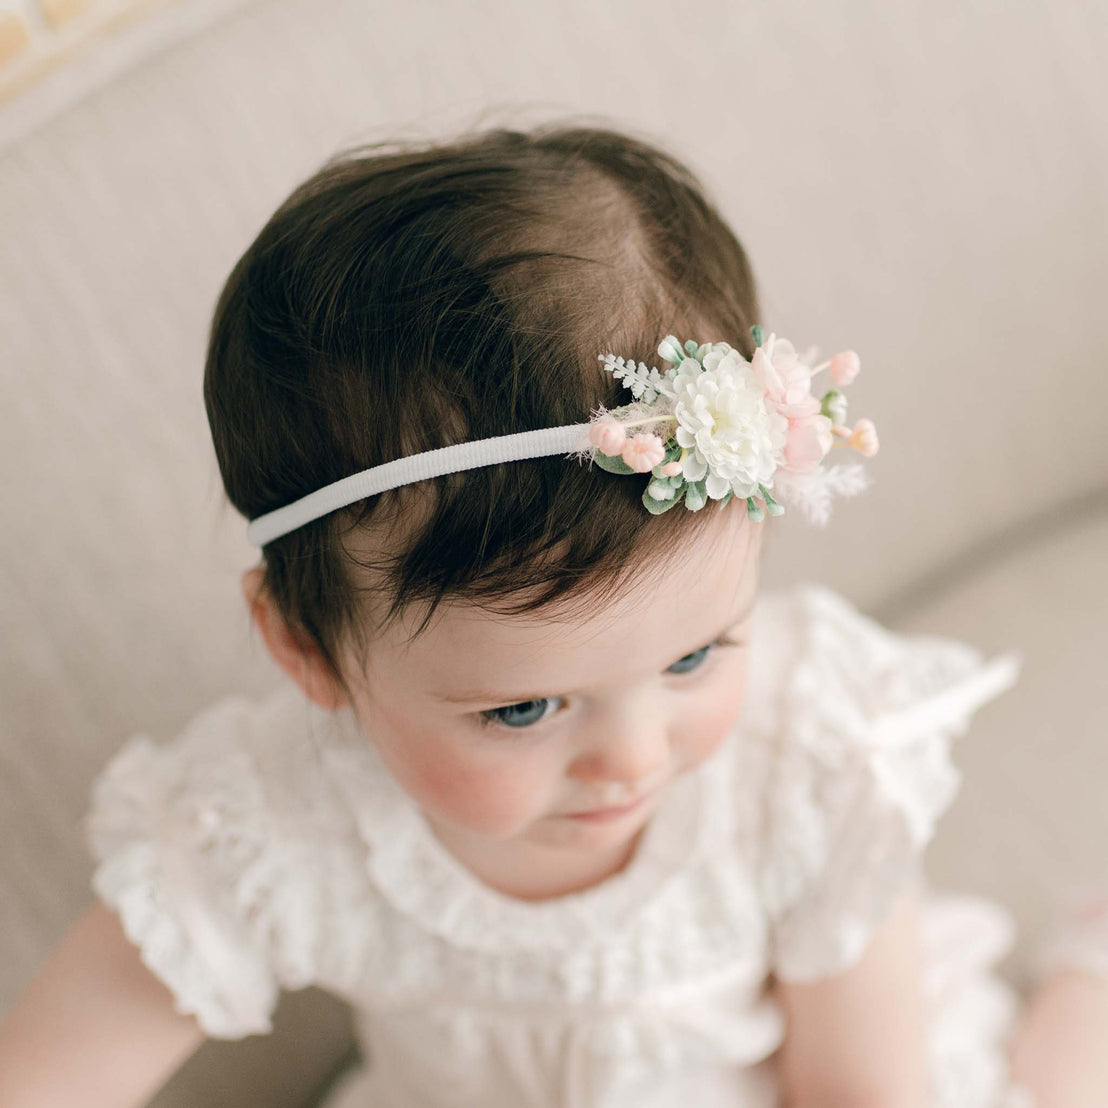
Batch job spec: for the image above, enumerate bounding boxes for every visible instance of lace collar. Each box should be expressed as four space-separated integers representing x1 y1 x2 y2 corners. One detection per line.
317 707 740 953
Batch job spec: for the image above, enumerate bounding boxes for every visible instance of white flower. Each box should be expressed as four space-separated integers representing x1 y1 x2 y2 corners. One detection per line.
646 478 677 501
657 335 685 364
672 350 789 500
699 342 734 372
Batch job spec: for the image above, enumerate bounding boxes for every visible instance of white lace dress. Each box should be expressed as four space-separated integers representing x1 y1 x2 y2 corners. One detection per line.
84 581 1038 1108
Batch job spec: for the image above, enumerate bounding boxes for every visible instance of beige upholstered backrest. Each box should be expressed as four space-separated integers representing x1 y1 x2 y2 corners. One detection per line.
3 2 1106 1104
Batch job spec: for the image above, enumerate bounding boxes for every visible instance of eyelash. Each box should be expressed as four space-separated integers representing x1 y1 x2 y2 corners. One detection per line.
475 631 745 732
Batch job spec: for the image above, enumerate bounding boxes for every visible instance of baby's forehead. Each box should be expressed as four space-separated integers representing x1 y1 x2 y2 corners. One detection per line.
341 459 762 632
370 510 761 690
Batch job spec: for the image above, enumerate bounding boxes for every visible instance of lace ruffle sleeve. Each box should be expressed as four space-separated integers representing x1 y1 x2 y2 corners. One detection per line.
758 583 1021 983
83 692 315 1039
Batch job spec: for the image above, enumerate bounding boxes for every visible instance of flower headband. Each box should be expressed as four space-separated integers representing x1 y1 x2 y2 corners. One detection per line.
245 325 877 547
585 324 878 521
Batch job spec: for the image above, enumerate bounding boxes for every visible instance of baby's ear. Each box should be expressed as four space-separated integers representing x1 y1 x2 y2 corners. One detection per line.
240 566 349 711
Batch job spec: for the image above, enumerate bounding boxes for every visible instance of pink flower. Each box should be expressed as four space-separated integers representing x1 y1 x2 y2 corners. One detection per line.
751 337 822 421
829 350 861 386
847 418 879 457
783 413 834 473
588 419 627 456
660 461 683 477
621 433 666 473
748 336 837 475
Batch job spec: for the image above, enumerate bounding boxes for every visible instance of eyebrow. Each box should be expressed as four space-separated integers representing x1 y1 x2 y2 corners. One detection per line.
431 591 759 706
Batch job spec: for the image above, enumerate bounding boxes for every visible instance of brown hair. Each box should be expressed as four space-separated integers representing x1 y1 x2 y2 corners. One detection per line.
203 118 761 695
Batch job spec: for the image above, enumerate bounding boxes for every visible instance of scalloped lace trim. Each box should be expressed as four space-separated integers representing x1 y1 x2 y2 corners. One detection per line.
84 715 284 1038
760 582 1022 982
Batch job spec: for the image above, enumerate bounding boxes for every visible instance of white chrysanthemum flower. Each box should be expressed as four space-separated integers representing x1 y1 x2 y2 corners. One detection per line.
672 350 789 500
699 342 734 372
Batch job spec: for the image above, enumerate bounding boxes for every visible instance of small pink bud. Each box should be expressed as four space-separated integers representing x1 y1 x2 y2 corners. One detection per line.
660 461 683 477
847 418 879 457
829 350 861 386
588 419 627 456
621 433 667 473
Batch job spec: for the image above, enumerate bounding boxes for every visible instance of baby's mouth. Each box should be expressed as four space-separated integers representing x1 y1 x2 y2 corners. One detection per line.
563 791 653 821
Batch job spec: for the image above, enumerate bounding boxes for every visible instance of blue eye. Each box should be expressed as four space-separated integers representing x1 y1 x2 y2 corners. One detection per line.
481 698 559 729
667 644 712 675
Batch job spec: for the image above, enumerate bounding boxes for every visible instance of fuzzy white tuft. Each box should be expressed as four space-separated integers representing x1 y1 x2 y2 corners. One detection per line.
772 464 872 526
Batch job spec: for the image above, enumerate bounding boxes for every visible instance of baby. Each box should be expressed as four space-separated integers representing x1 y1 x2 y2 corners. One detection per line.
2 119 1107 1108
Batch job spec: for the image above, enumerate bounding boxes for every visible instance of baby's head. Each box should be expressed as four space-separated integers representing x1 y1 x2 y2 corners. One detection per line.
204 121 765 888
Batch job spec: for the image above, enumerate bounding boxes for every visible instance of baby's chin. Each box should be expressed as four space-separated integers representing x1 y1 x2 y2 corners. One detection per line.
491 820 652 899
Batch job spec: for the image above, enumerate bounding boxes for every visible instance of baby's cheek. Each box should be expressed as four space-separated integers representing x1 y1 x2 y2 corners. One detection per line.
681 675 749 764
402 742 546 836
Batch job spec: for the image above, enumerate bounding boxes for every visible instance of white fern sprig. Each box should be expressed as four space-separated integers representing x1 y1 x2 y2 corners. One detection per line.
772 464 872 527
597 354 678 404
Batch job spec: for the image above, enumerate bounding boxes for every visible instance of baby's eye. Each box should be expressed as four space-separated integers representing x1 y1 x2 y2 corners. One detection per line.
666 644 713 675
666 632 745 676
481 698 562 729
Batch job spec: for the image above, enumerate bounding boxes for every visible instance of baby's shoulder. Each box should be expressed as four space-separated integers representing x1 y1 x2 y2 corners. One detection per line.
83 685 364 1038
84 683 366 941
746 580 1021 747
89 684 342 829
745 582 1021 981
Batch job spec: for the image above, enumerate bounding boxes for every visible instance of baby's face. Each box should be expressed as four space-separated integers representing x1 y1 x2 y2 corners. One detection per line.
339 505 763 895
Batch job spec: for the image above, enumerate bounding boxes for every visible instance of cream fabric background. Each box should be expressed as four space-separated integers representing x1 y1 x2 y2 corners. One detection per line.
2 1 1106 1104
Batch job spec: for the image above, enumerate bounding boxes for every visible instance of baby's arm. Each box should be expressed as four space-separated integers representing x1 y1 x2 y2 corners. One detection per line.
770 885 929 1108
0 901 207 1108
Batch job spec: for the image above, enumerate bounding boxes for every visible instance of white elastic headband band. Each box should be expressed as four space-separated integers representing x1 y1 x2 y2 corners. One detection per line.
246 423 592 548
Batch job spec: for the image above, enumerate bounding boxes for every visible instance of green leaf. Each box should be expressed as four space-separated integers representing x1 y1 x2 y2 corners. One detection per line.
591 450 636 475
684 480 708 511
759 483 786 516
750 324 765 347
643 485 685 514
820 388 847 424
646 476 681 501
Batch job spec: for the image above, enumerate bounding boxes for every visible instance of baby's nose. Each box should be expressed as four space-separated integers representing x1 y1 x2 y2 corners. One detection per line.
567 706 670 794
